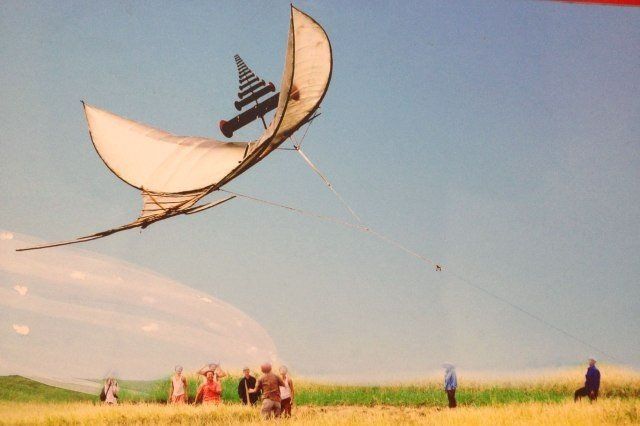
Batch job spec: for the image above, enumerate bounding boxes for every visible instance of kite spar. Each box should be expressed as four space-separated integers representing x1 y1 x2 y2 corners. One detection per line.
18 6 332 252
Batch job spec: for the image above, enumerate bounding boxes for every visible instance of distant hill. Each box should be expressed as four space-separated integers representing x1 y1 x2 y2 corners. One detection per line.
0 376 97 402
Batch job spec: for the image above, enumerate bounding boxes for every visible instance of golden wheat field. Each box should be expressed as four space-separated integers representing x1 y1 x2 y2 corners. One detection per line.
0 399 638 425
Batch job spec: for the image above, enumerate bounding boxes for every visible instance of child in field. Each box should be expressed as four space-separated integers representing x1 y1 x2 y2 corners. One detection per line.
278 366 295 417
168 365 187 404
443 363 457 408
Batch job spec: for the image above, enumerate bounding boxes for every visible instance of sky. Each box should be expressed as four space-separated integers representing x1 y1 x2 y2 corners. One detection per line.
1 1 638 380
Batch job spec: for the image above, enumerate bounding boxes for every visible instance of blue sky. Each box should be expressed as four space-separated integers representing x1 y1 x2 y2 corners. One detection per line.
1 1 638 378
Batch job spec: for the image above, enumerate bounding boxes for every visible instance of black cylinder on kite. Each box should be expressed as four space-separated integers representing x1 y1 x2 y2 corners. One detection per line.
218 55 280 138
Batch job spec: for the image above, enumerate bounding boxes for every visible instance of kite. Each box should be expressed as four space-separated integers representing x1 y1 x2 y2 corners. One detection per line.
18 5 331 251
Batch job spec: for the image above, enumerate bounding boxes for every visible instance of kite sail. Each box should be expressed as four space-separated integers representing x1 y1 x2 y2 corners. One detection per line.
18 5 332 251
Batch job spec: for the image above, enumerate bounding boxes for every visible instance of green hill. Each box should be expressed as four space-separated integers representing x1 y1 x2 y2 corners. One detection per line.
0 376 97 403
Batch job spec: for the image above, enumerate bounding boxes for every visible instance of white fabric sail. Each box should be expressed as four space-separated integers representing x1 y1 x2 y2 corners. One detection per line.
17 6 332 252
84 5 331 196
84 105 251 194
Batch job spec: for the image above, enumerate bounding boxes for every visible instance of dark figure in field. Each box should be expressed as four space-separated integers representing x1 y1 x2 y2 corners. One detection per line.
443 363 457 408
238 367 260 405
574 358 600 402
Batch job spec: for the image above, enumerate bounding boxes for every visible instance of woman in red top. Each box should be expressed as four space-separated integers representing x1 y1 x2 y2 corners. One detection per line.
196 371 222 404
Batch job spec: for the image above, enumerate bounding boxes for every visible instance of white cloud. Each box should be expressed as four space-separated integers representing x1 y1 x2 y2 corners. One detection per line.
70 271 86 280
12 324 30 335
0 232 14 240
13 285 28 296
141 323 159 332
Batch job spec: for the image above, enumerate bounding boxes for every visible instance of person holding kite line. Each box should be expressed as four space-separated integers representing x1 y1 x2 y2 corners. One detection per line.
168 365 188 404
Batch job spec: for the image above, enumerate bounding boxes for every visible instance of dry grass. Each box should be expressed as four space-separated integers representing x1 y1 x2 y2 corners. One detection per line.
0 399 638 425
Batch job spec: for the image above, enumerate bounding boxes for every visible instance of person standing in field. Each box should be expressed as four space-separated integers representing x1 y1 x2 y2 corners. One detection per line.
168 365 188 404
196 369 223 404
249 362 285 419
279 365 295 417
574 357 600 402
238 367 260 405
443 363 457 408
101 377 119 405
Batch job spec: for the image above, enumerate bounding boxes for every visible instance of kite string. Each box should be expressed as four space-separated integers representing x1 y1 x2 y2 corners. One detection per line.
219 189 368 233
446 270 621 362
287 119 362 223
219 188 619 362
294 148 363 223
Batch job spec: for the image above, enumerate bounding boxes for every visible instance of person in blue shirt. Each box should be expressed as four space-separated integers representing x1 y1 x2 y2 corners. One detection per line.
574 357 600 402
442 363 457 408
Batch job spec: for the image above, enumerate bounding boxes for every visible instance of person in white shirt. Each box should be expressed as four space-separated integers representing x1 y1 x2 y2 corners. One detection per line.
278 365 295 417
169 365 188 404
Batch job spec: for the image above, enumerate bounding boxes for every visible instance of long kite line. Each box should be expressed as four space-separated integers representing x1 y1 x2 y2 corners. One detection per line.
221 147 620 363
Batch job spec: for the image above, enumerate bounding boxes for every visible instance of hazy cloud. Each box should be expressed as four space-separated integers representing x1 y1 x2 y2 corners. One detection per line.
12 324 30 335
13 285 28 296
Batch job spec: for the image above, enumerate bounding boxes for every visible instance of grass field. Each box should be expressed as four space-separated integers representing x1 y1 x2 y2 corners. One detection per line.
0 376 96 403
0 366 638 424
109 365 640 406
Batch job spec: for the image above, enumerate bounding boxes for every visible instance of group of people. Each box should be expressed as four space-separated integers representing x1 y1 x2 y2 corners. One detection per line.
165 362 294 419
102 357 600 414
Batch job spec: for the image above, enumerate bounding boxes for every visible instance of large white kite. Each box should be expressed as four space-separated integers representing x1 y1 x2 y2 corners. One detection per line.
19 6 332 251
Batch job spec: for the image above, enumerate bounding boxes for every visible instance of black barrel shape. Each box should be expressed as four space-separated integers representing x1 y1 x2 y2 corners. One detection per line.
219 93 279 138
238 80 266 99
239 77 259 91
234 82 275 111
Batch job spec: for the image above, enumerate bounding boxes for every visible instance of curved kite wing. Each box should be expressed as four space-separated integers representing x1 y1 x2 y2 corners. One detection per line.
84 5 332 195
83 104 252 194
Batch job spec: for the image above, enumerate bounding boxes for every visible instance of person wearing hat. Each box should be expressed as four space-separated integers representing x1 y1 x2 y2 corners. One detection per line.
237 367 260 405
249 362 285 419
168 365 188 404
574 357 600 402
